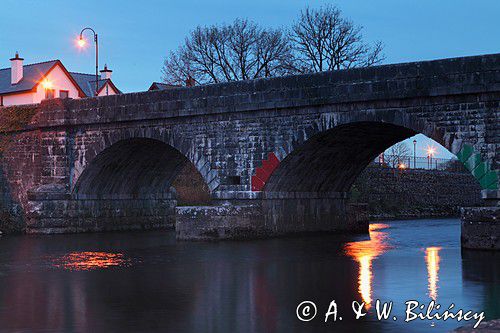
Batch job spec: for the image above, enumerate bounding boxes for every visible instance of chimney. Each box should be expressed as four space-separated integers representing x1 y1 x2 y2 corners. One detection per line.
10 51 24 85
100 64 112 80
185 75 195 87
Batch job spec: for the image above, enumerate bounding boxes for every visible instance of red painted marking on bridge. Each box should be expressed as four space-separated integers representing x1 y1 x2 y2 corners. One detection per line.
256 168 271 183
251 152 280 191
251 175 266 191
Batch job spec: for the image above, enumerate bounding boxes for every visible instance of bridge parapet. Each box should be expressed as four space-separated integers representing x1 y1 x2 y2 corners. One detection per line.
17 53 500 131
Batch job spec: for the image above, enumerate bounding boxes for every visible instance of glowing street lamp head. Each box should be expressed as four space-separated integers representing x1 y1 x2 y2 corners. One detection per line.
398 163 407 170
77 36 86 48
426 146 436 157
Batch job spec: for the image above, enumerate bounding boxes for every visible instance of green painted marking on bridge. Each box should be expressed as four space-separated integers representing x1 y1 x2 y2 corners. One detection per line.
472 161 488 180
457 144 498 190
479 171 499 190
456 144 474 164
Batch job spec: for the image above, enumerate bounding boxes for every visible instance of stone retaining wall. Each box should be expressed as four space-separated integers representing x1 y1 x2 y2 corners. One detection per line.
350 166 482 219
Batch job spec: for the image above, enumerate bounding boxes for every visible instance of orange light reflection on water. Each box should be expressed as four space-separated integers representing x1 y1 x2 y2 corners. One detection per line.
344 223 392 309
425 247 441 300
52 252 130 271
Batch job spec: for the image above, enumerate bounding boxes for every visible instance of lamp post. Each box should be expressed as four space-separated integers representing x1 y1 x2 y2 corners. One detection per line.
78 27 98 96
413 139 417 169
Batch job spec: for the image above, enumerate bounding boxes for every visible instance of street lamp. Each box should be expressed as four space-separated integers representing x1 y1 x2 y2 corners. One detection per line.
413 139 417 169
78 27 98 96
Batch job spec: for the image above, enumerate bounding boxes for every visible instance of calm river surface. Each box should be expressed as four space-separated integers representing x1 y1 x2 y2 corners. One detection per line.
0 218 498 333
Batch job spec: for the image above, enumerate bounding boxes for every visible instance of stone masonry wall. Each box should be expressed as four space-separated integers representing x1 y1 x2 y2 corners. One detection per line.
350 166 482 219
0 54 497 234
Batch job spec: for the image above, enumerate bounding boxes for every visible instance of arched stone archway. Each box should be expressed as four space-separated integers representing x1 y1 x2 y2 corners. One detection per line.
263 121 416 193
69 128 220 194
73 138 211 204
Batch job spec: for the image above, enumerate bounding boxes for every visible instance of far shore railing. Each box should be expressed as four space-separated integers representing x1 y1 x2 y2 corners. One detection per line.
372 154 467 173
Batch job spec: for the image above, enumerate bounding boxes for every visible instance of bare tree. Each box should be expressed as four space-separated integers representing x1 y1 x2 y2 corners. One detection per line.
162 19 294 85
291 5 384 73
385 142 411 168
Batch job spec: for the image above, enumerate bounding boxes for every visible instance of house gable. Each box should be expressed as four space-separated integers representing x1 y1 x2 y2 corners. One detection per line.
97 80 120 96
32 62 85 101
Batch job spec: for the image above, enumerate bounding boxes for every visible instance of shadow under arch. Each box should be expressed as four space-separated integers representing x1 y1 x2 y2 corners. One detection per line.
264 121 417 193
73 138 211 205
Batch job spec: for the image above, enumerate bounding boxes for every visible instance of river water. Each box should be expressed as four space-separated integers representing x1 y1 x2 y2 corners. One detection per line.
0 218 498 332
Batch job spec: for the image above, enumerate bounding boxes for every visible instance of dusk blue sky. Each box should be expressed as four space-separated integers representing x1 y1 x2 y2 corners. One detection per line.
1 0 499 158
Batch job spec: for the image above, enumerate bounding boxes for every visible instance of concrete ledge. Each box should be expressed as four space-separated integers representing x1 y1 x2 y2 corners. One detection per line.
481 189 500 204
461 206 500 250
211 191 350 200
263 191 349 199
27 184 70 201
212 191 262 200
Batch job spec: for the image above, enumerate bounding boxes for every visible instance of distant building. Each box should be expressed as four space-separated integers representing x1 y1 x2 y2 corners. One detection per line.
148 76 196 92
148 82 180 91
0 52 120 107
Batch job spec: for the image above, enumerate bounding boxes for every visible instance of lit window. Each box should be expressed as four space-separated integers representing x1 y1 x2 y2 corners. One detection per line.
45 89 55 99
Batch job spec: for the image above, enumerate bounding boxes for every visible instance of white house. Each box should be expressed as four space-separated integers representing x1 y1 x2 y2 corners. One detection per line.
0 52 120 107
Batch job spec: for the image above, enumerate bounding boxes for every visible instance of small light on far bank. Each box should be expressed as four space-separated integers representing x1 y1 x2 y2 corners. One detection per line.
426 146 437 157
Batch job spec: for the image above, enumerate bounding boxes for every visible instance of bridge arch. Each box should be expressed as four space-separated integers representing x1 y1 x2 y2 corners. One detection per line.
263 121 415 193
71 128 220 197
73 137 211 204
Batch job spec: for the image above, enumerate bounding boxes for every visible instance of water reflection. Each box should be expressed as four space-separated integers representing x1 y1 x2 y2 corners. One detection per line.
425 247 441 300
0 219 497 333
462 249 500 320
52 252 130 271
344 223 392 309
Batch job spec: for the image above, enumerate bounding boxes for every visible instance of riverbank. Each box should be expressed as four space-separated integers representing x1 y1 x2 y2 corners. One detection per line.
350 166 482 220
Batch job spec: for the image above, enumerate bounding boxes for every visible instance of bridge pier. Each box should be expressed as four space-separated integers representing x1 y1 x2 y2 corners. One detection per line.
461 190 500 250
175 204 265 240
175 192 368 240
261 192 368 235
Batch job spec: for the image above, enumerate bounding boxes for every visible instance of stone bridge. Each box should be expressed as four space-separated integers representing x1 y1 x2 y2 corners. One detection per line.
0 54 499 249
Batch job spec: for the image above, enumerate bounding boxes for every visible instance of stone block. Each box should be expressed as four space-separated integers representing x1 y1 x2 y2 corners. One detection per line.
461 206 500 250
